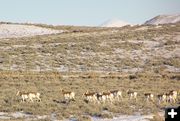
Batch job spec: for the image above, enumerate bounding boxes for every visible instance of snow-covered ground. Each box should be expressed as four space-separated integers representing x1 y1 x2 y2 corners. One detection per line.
0 112 48 120
92 112 164 121
0 24 63 38
144 14 180 25
0 111 164 121
101 19 132 27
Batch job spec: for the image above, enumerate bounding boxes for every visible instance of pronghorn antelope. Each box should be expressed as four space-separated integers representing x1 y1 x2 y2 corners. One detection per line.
83 91 97 103
167 90 178 103
127 90 138 100
28 92 41 102
16 91 41 102
157 94 167 104
96 92 104 103
101 91 114 103
110 90 122 101
16 91 29 102
61 89 75 101
95 91 114 104
157 90 178 104
144 93 154 102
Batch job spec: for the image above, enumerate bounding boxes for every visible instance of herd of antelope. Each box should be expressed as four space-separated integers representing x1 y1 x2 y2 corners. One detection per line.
16 89 179 104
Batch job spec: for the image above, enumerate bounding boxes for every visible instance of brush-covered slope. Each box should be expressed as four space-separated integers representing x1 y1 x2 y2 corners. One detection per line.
0 23 179 74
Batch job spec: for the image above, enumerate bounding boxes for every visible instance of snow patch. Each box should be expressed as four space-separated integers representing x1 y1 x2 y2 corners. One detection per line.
101 19 132 27
144 14 180 25
0 24 63 38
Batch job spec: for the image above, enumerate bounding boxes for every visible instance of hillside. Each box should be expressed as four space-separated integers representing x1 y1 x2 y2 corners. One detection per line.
0 23 63 38
0 23 179 74
144 14 180 25
0 23 179 121
100 19 131 27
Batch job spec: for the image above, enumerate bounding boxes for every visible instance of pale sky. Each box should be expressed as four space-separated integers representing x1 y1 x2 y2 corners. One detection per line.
0 0 180 26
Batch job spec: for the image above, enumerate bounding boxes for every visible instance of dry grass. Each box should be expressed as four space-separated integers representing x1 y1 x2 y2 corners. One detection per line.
0 23 179 73
0 71 179 120
0 23 179 120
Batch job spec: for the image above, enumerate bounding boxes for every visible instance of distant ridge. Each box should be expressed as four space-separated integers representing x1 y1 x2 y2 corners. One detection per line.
144 14 180 25
101 19 132 27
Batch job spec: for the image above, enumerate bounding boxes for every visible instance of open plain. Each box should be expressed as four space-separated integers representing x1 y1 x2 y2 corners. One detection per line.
0 23 179 121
